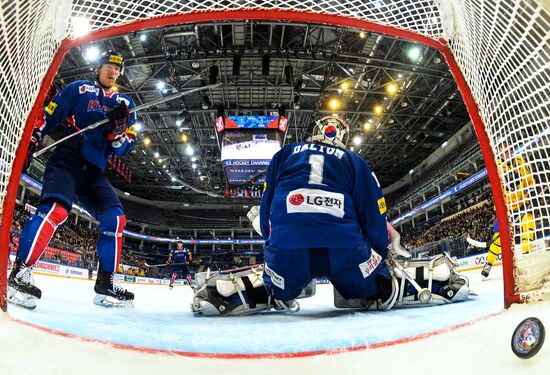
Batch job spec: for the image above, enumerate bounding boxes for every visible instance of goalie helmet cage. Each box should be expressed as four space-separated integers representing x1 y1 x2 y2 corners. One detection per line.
0 0 549 311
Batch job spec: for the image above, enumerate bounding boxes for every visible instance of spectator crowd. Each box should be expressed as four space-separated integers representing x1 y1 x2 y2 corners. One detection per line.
401 201 494 249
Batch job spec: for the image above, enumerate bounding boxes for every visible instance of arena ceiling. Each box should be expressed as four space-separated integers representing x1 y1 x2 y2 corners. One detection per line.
50 20 470 203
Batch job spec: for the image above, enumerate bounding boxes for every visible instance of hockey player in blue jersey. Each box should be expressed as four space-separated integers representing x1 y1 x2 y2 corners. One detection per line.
8 51 137 309
191 116 472 316
167 242 193 288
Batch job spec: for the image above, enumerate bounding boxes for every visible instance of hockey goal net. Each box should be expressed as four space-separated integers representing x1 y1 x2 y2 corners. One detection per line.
0 0 549 310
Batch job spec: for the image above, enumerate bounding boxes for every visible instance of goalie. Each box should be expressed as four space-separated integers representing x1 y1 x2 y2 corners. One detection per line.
192 117 472 316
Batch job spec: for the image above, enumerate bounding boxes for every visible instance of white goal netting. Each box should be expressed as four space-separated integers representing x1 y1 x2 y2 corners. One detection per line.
0 0 549 306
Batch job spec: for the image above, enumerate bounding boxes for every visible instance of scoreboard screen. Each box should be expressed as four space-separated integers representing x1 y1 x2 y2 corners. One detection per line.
216 115 288 185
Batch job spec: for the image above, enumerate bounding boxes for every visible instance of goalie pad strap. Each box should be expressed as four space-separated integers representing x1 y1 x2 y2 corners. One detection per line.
241 276 268 308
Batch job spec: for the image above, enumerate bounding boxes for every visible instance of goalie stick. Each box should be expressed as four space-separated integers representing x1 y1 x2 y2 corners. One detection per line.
34 82 224 158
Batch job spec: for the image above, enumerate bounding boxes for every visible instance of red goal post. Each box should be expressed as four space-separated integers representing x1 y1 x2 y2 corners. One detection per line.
1 0 549 310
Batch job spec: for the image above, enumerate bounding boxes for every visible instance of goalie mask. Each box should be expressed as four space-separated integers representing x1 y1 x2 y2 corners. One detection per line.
310 116 349 149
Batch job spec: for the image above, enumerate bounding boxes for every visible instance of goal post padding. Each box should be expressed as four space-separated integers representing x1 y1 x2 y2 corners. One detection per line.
1 1 549 310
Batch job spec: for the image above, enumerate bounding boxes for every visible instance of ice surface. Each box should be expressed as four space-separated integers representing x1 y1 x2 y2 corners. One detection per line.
1 265 549 374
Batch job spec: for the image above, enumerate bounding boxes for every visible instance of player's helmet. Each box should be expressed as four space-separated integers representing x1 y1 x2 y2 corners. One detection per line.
97 50 125 75
310 116 349 149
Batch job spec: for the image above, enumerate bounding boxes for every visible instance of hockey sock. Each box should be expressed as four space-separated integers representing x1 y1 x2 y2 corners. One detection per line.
486 233 501 265
18 201 68 267
171 273 176 284
520 213 535 254
96 207 125 273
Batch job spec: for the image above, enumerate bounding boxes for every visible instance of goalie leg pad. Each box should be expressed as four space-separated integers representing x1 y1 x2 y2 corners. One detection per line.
390 253 472 306
191 266 269 316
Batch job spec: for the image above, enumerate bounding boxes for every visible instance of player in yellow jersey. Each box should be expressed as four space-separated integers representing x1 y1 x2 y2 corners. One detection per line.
482 139 535 278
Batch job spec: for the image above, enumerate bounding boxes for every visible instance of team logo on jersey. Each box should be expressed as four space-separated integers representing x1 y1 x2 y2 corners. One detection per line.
87 100 110 113
286 188 344 218
378 197 387 214
289 193 304 205
324 125 337 139
44 101 57 115
358 249 382 278
79 84 99 95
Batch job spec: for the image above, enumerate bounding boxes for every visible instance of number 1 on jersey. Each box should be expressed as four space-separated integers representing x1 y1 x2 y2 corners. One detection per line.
308 154 326 185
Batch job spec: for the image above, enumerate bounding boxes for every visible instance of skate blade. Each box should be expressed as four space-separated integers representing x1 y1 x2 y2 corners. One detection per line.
93 294 134 308
7 287 37 310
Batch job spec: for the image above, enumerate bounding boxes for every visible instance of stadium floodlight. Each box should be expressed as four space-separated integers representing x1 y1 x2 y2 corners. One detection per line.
85 46 99 61
328 98 340 110
407 46 422 62
386 83 398 94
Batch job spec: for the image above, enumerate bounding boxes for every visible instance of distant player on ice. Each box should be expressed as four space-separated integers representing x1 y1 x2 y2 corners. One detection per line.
481 138 535 278
167 241 193 288
192 116 473 316
8 51 137 309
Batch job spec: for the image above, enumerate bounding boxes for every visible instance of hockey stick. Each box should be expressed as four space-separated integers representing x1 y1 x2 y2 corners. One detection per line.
466 237 489 248
466 185 548 249
33 82 224 158
144 262 188 268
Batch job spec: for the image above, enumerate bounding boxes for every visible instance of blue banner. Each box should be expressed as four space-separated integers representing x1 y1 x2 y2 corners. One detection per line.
391 169 488 225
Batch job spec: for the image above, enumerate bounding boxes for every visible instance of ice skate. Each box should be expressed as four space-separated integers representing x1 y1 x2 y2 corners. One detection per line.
7 258 41 310
481 263 492 279
93 268 134 308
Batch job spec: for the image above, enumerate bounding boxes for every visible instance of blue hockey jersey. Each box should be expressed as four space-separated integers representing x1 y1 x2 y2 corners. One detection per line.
260 143 389 255
169 248 192 264
36 80 136 171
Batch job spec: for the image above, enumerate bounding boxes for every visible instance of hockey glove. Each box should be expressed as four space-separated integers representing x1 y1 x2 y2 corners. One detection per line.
23 128 41 173
111 125 138 149
106 101 130 141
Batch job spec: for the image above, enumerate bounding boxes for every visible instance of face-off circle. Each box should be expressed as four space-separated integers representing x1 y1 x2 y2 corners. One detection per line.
511 317 545 359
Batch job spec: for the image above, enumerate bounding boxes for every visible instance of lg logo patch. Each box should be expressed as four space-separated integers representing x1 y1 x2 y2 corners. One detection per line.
289 193 304 205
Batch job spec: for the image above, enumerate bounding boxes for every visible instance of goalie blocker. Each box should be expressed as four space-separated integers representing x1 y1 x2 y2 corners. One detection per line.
191 254 473 316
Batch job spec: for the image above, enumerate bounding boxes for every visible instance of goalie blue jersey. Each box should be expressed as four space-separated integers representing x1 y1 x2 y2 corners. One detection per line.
260 143 388 255
36 80 136 171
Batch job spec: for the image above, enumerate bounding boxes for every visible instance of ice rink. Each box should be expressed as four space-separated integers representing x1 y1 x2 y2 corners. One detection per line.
1 265 549 374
